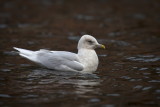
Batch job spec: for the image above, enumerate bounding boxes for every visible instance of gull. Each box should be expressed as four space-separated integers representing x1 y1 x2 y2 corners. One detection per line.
13 35 105 73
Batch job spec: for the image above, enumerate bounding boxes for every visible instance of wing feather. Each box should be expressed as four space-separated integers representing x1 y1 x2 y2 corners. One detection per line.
36 49 84 71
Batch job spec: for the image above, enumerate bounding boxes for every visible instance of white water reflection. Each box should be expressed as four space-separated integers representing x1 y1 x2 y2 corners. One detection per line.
26 69 100 95
74 80 100 94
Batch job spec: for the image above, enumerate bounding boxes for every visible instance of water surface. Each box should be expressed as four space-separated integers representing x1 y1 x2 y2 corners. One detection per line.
0 0 160 107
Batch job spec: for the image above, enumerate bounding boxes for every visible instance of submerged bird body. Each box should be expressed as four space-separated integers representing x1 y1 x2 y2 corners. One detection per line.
14 35 105 73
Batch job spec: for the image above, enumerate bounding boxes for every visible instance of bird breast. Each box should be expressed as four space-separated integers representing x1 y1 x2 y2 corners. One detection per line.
78 49 99 73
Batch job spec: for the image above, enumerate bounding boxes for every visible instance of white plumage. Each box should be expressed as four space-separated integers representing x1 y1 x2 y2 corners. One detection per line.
14 35 105 73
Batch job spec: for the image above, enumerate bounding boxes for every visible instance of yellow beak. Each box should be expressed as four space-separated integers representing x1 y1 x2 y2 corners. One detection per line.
101 44 105 49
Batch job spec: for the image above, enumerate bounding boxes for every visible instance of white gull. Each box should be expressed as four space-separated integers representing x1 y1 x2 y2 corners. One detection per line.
13 35 105 73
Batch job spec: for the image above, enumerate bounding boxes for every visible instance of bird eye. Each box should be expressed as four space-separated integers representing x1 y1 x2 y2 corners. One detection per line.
87 40 93 44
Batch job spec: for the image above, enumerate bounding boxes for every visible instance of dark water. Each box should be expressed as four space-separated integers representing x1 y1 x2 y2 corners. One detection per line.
0 0 160 107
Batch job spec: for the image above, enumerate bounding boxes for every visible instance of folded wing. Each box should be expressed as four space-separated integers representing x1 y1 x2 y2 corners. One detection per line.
37 49 84 71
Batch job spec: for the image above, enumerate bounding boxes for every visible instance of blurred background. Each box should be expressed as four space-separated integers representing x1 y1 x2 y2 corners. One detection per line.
0 0 160 107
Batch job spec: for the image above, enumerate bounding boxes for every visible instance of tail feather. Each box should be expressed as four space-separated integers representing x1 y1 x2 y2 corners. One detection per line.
13 47 34 56
13 47 37 62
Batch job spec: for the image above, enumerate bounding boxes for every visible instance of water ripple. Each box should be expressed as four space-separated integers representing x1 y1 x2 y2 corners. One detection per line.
0 94 11 98
126 55 160 62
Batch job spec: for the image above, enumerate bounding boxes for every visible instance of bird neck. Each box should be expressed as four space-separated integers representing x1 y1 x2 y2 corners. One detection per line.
78 48 96 56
